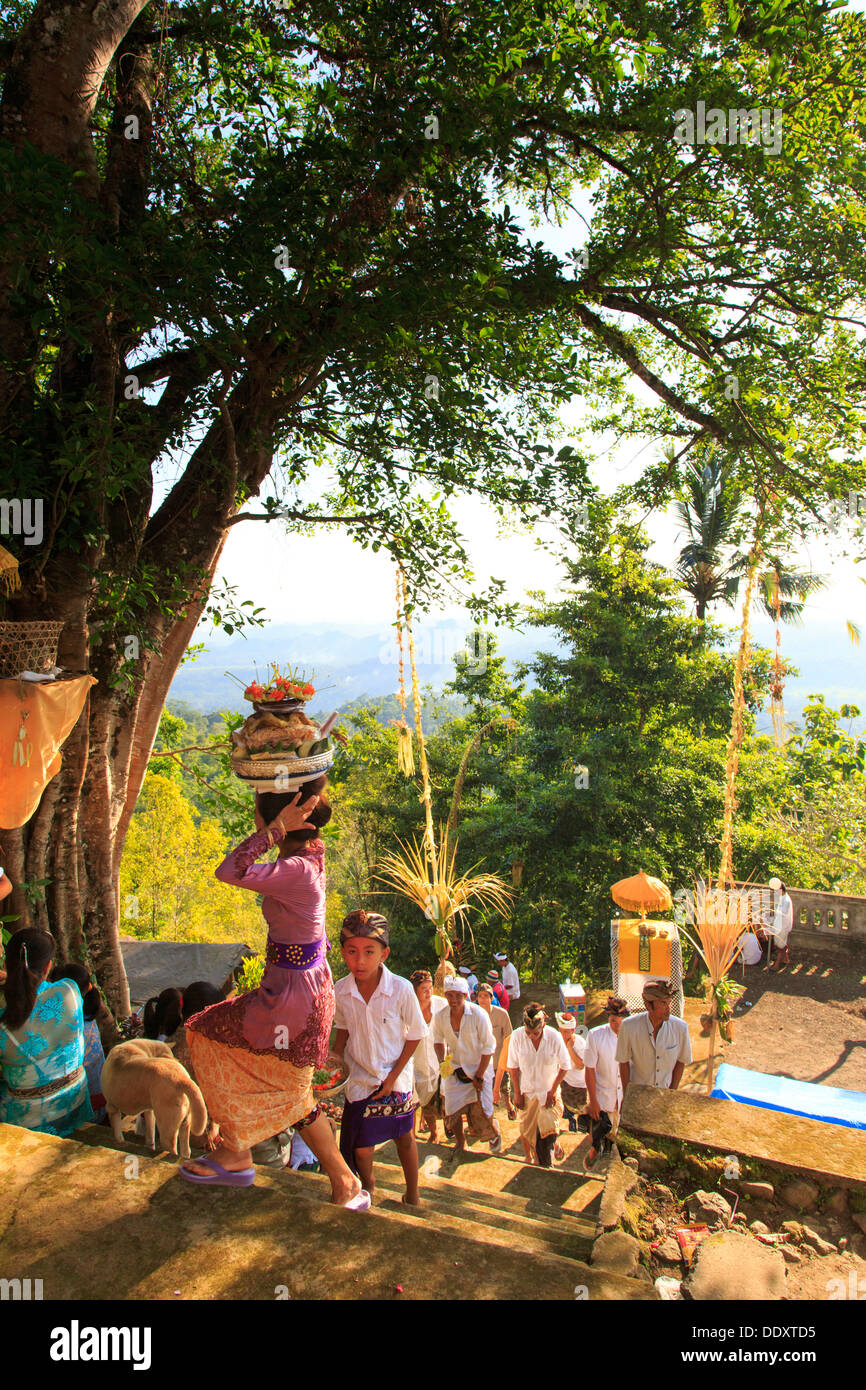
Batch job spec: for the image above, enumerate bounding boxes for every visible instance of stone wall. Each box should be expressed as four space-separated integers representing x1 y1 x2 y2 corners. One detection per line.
735 881 866 956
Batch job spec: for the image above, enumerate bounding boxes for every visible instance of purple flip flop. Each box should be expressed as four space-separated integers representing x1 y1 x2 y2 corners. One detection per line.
178 1157 256 1187
341 1188 371 1211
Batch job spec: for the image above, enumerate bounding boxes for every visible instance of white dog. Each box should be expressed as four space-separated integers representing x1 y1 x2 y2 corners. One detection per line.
101 1039 209 1160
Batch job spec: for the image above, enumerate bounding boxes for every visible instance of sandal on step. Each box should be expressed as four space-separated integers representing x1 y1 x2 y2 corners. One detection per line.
178 1157 256 1187
340 1187 372 1211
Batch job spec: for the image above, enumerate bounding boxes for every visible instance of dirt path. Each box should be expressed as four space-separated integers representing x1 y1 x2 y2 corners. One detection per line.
721 951 866 1091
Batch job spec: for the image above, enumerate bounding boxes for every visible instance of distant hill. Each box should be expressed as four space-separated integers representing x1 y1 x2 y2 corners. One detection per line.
166 616 865 735
167 620 555 713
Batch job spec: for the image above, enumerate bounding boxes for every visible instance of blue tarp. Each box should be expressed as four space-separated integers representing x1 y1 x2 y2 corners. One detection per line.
712 1063 866 1130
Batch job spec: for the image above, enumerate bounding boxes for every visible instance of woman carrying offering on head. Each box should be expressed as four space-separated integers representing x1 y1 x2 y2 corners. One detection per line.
178 777 369 1208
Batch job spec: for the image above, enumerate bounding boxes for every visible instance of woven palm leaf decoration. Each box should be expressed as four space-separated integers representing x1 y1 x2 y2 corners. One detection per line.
393 565 415 777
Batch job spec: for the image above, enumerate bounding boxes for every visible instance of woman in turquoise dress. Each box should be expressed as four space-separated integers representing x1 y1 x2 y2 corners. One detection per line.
0 928 94 1136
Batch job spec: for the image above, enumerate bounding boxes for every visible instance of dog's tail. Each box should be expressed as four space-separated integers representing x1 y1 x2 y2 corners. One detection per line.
180 1076 208 1135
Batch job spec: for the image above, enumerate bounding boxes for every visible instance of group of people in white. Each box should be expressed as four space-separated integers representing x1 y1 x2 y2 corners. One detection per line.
406 961 693 1174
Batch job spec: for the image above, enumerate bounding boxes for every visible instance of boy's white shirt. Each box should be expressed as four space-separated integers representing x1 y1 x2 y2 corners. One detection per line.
334 964 427 1102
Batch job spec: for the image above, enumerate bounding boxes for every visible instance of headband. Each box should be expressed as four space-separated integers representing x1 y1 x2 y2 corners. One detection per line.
444 977 469 996
642 980 675 1002
410 970 432 988
603 995 630 1017
523 1004 546 1028
340 909 389 946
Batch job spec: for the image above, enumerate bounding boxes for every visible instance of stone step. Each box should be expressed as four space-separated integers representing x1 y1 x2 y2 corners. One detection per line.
73 1123 598 1253
377 1138 609 1218
261 1162 595 1261
0 1123 656 1301
372 1190 592 1262
73 1124 607 1216
373 1151 599 1231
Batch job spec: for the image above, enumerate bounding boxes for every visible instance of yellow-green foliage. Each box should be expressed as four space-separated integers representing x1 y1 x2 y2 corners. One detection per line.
236 954 265 994
119 773 265 950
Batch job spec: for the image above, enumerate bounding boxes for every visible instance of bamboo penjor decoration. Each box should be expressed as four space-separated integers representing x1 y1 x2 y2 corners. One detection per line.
769 564 787 750
717 540 761 889
377 562 513 964
393 567 415 777
680 882 749 1092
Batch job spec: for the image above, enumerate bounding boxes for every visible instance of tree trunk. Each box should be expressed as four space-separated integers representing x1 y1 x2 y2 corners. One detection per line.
2 535 229 1029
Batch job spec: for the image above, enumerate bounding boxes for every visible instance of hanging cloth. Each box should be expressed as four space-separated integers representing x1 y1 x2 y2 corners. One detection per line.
615 918 674 976
0 544 21 597
0 675 96 828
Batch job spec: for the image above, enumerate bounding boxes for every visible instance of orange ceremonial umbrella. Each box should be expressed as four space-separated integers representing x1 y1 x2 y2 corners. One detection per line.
610 870 672 917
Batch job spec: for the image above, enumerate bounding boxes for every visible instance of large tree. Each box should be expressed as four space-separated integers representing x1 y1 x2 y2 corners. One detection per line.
1 0 865 1016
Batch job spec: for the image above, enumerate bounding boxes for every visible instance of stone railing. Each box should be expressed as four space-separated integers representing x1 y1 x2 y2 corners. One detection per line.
734 881 866 953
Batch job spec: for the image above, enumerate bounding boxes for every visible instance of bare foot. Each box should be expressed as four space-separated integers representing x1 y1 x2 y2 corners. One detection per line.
402 1193 422 1208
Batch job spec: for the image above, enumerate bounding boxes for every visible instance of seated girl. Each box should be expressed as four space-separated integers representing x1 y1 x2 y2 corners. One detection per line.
0 929 94 1137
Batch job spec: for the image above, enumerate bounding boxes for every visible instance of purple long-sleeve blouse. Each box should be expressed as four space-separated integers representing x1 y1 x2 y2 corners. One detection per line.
185 831 334 1067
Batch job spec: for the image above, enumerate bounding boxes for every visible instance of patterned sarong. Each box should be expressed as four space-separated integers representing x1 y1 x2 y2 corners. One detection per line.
187 1031 314 1150
339 1090 416 1172
441 1072 499 1141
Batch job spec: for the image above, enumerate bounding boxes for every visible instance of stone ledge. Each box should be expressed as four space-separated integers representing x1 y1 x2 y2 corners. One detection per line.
620 1085 866 1189
0 1125 655 1302
597 1146 639 1234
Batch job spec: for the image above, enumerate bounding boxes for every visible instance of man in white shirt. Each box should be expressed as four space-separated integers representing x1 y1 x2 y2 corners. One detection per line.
616 980 692 1099
432 977 502 1153
737 930 763 967
583 996 628 1169
334 912 427 1203
554 1011 587 1132
477 981 517 1120
458 964 479 998
495 951 520 1004
409 969 449 1142
507 1001 570 1167
766 876 794 971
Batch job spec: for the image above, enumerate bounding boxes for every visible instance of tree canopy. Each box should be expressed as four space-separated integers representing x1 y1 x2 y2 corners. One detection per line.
3 0 866 1013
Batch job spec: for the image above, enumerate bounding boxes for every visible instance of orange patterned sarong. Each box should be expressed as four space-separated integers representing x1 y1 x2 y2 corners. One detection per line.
187 1031 314 1150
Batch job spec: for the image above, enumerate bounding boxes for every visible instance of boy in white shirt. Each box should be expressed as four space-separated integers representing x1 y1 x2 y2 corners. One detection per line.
333 910 427 1205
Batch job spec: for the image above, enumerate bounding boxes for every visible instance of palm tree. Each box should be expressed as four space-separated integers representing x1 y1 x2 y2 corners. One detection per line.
674 456 827 624
674 455 744 622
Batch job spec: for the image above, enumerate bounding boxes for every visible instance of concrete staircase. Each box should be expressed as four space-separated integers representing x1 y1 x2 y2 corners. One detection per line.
0 1120 658 1300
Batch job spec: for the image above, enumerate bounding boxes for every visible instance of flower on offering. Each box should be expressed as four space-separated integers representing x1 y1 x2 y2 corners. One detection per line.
238 664 316 704
312 1067 346 1096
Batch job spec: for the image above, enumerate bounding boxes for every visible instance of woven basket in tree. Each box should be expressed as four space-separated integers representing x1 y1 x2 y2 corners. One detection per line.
0 620 64 678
